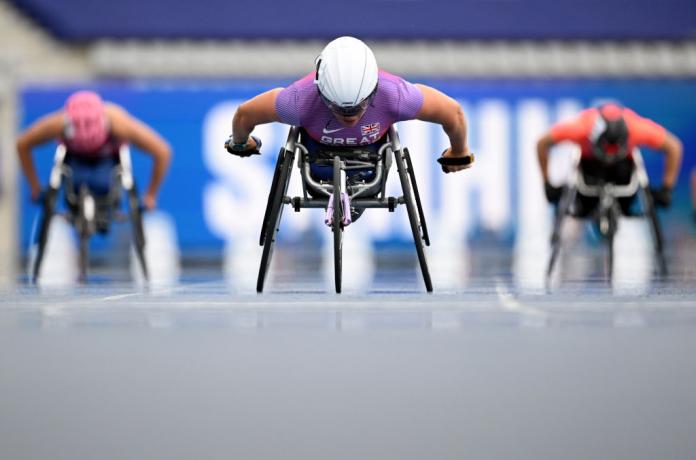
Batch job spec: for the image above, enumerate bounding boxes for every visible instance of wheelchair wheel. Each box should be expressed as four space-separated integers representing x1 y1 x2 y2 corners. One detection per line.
257 148 295 293
127 187 149 282
75 187 94 282
78 233 89 283
546 207 564 281
641 186 668 276
403 148 430 246
260 147 286 246
333 155 343 294
605 212 616 281
31 187 59 283
394 149 432 292
546 187 574 282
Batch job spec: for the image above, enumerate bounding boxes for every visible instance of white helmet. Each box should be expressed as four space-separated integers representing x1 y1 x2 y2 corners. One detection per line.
315 36 378 116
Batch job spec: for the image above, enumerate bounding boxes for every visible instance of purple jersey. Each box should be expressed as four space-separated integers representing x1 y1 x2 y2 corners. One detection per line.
275 70 424 146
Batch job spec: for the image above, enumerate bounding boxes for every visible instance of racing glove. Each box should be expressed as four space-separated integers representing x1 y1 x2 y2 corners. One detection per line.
436 149 475 174
650 185 672 208
225 135 262 157
544 181 564 204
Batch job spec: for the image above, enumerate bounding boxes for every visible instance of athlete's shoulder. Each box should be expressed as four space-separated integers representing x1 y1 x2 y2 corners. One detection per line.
284 72 318 92
622 108 666 147
278 72 321 105
556 108 596 129
276 72 323 126
375 70 423 119
377 70 418 91
549 108 596 142
622 107 660 127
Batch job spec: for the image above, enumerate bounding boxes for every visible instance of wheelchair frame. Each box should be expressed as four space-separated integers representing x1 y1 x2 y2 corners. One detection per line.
547 149 667 282
257 125 432 293
31 144 148 283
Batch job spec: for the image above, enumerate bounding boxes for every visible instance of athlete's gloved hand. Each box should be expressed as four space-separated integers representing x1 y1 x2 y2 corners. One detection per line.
544 181 564 204
224 135 262 157
436 148 475 174
650 185 672 208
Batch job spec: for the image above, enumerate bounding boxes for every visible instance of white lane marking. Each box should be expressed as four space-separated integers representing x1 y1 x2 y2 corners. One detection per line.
100 293 143 302
495 281 548 328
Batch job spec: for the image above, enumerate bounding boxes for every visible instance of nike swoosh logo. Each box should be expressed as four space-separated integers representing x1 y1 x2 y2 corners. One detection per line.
323 120 344 134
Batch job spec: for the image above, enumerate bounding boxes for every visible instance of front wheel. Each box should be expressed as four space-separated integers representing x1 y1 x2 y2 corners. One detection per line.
333 155 343 294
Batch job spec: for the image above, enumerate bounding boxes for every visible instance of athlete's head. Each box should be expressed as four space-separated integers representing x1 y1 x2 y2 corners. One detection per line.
314 36 378 122
64 90 108 152
590 103 629 163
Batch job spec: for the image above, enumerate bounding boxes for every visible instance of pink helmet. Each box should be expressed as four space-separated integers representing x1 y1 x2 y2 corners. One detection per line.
64 91 108 152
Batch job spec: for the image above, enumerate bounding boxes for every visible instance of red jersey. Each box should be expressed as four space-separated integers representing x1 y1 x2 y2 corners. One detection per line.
550 107 666 159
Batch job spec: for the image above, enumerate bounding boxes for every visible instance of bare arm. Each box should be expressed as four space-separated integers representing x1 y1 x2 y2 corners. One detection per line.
108 104 172 209
659 131 682 189
231 88 283 149
414 84 470 172
15 112 65 200
536 132 556 183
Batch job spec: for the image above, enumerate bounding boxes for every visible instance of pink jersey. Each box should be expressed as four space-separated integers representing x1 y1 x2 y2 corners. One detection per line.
275 70 424 146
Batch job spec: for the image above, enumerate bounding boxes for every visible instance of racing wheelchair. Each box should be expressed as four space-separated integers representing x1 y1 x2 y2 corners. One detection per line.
256 125 432 293
31 144 148 283
546 149 667 282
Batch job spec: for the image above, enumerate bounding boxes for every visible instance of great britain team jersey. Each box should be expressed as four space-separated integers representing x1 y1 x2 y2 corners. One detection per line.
275 70 424 146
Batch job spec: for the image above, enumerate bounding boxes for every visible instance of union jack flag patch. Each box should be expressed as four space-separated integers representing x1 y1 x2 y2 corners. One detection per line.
361 122 380 136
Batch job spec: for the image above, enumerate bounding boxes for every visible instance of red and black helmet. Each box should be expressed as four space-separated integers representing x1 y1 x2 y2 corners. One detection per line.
590 103 629 163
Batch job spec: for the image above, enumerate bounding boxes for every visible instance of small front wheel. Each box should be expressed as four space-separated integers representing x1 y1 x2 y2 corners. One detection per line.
333 155 343 294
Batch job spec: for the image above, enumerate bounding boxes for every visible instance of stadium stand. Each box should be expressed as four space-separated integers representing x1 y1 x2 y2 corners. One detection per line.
1 0 696 78
9 0 696 41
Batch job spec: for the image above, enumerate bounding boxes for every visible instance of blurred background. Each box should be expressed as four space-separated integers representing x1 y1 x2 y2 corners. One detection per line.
1 0 696 287
3 4 696 459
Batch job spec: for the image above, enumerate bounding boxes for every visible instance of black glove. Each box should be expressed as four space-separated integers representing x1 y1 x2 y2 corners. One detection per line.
650 185 672 208
436 150 475 174
544 182 564 204
224 135 262 157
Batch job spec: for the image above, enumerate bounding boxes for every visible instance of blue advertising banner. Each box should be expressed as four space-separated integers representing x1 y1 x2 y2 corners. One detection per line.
19 79 696 256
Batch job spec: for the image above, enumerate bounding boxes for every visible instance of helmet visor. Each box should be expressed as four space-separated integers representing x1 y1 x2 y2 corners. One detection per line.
319 85 377 117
